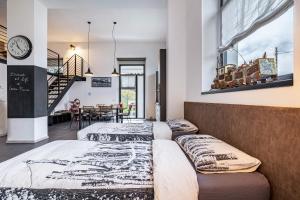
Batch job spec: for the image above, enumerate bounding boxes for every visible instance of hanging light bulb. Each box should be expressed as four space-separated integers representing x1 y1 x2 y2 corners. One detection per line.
85 21 94 77
111 22 119 77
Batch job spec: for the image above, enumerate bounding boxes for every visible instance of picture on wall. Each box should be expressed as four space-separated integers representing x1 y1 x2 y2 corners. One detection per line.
91 77 112 87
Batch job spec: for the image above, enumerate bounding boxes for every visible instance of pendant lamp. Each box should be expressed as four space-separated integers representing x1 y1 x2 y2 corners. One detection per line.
85 21 93 76
111 22 119 77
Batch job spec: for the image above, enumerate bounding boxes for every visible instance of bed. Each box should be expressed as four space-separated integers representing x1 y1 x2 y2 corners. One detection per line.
77 119 199 142
0 139 270 200
153 140 270 200
0 140 197 200
0 140 154 199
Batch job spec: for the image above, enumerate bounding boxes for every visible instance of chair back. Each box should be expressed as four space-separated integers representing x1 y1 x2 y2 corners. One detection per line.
70 100 80 114
127 104 133 115
82 106 95 113
100 105 113 113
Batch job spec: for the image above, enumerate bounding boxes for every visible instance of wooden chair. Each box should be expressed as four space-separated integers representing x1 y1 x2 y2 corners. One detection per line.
69 99 80 128
100 105 114 122
82 106 96 126
118 104 133 123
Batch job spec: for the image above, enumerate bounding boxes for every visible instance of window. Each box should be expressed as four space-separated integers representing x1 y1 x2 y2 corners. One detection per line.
119 65 145 119
223 7 294 76
205 0 294 94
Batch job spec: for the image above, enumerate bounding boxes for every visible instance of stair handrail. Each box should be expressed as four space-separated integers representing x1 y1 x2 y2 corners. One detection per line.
47 52 85 110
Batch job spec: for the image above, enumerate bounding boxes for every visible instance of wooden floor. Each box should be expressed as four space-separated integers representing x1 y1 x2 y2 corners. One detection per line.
0 122 78 162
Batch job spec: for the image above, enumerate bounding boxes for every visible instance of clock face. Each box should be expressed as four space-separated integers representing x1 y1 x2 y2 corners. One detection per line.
8 35 32 60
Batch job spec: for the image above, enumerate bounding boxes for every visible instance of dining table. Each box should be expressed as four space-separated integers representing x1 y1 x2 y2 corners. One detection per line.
78 104 125 129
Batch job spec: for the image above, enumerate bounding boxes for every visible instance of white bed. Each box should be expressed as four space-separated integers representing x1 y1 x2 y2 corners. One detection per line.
77 121 173 142
0 140 199 200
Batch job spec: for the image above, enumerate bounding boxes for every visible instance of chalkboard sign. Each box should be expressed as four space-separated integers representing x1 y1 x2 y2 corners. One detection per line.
91 77 112 87
8 72 31 92
7 65 47 118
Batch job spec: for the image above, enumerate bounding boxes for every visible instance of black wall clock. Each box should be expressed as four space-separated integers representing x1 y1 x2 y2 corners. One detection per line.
7 35 33 60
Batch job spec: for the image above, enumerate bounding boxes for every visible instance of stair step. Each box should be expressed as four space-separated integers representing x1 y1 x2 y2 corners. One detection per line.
50 84 68 87
48 95 58 98
49 87 66 90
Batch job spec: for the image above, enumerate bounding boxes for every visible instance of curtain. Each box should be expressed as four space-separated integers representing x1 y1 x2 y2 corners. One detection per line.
219 0 294 52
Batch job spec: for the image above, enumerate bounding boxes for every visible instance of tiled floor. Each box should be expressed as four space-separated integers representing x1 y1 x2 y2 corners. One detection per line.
0 122 78 162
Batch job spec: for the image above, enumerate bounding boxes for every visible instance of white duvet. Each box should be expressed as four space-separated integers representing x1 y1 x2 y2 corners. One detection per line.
0 140 198 200
153 122 172 140
153 140 199 200
77 121 172 141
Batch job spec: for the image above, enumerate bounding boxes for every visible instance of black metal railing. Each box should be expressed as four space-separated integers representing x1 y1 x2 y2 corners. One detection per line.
47 49 62 74
0 25 7 63
47 50 84 110
62 54 84 78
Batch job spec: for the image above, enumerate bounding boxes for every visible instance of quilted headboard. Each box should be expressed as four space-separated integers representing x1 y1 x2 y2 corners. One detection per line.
184 102 300 200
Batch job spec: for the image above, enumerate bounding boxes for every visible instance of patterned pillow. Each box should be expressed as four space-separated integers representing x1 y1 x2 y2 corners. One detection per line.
176 135 261 174
167 119 198 133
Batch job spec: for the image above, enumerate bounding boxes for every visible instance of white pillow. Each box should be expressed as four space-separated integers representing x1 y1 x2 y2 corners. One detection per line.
167 119 198 133
176 135 261 174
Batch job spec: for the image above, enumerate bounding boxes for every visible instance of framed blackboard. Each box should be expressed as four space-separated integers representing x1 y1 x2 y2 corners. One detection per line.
7 65 47 118
91 77 112 87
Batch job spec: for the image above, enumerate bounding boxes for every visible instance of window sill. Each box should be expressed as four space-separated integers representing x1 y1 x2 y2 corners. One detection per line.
201 74 293 95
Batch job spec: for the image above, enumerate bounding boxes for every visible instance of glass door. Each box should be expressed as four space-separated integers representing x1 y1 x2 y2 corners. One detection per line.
119 65 145 119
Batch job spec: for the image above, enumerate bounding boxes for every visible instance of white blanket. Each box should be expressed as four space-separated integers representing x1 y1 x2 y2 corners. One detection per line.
77 122 172 141
153 140 199 200
0 141 152 190
153 122 172 140
0 140 197 200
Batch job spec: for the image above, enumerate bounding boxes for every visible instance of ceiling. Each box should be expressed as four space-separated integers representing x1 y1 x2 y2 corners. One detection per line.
41 0 168 43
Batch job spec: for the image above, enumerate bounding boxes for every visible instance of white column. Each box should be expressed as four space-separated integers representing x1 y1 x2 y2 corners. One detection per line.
7 0 48 143
167 0 187 119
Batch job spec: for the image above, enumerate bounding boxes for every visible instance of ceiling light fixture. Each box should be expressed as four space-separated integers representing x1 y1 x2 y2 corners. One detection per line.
111 22 119 77
70 44 76 51
85 21 94 77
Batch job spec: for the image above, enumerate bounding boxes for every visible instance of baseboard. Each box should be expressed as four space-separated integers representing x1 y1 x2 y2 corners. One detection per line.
6 136 49 144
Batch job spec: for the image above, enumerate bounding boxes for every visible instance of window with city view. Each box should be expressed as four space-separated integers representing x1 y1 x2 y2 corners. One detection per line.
237 7 293 76
206 0 294 94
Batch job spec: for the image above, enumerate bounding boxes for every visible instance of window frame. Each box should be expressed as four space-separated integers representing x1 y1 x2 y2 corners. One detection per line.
203 1 294 95
118 64 146 119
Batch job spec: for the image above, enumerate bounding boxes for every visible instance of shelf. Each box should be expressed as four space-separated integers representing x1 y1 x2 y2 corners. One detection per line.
202 74 293 95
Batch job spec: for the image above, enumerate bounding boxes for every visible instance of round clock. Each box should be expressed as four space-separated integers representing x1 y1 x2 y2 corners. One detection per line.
7 35 32 60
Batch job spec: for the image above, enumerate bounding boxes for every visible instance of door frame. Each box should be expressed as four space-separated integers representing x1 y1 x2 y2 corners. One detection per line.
119 64 146 119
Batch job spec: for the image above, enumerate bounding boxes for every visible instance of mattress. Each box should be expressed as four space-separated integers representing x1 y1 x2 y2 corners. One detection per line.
77 121 173 142
0 140 154 199
196 172 270 200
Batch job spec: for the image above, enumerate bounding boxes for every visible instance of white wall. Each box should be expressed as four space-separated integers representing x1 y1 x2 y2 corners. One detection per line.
7 0 47 68
0 63 7 101
166 0 300 111
48 41 166 119
184 0 300 108
0 63 7 136
167 0 187 119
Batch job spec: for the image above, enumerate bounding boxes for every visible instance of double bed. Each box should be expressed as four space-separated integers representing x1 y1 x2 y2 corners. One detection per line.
0 137 270 200
77 119 199 142
0 140 199 200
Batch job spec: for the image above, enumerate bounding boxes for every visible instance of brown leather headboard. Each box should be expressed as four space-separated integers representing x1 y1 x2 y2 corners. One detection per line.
184 102 300 200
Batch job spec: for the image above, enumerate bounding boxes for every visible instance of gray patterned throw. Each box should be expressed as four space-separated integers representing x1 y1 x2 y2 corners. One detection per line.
78 122 154 142
0 141 154 199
